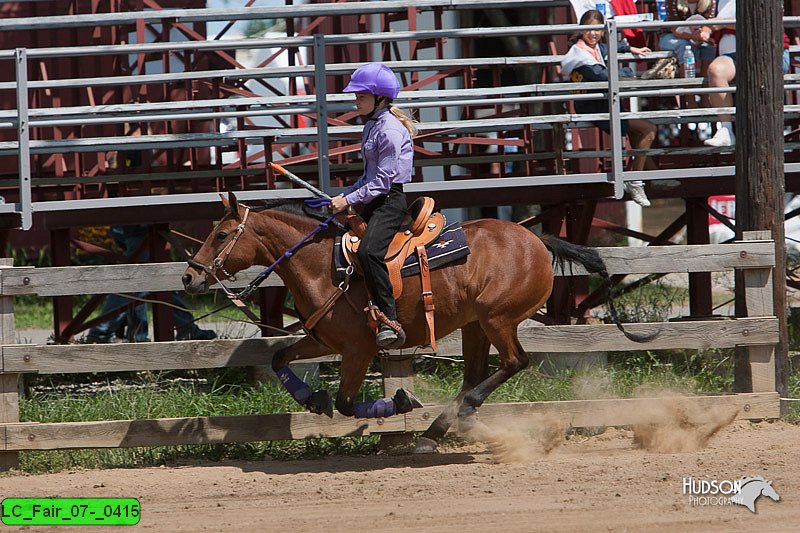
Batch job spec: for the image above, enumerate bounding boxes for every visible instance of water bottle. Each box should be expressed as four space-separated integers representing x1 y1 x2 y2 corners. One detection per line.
504 138 519 174
595 2 607 17
684 45 696 78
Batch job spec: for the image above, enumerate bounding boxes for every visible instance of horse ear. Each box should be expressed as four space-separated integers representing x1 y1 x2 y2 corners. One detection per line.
228 191 241 221
219 192 241 221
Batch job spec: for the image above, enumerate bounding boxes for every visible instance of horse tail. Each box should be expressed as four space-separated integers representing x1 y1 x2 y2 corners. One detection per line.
539 234 658 343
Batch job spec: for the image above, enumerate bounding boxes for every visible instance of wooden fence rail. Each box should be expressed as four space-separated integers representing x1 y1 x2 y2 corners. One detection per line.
0 241 776 296
0 232 781 468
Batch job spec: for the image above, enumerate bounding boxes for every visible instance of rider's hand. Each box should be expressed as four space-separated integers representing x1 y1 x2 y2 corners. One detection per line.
330 195 349 214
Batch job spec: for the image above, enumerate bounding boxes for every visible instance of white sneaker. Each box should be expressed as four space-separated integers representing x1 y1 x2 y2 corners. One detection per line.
624 181 651 207
703 128 735 147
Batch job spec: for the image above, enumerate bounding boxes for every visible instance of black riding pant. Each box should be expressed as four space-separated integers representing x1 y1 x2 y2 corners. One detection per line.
357 184 408 321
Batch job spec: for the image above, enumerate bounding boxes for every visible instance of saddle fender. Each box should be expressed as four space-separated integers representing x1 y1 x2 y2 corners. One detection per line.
342 196 443 350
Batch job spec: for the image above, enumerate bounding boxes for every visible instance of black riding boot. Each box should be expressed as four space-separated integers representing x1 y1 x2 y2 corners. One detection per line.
376 323 406 348
358 184 408 348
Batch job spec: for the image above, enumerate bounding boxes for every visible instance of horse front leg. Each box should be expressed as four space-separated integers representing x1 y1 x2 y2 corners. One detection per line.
272 335 336 416
334 352 422 418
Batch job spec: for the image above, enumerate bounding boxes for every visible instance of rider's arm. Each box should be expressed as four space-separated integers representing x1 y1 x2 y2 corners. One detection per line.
344 128 404 206
574 63 610 82
343 172 366 196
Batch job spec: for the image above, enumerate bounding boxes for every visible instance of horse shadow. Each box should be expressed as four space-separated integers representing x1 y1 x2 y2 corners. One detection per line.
236 451 479 476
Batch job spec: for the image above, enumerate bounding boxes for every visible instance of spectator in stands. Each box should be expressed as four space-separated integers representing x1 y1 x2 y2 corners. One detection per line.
86 150 217 343
86 224 218 343
703 0 790 147
86 224 149 343
658 0 717 78
570 1 647 48
561 9 657 207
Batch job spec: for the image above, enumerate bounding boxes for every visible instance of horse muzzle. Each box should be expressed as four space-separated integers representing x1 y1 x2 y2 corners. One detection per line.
183 262 210 295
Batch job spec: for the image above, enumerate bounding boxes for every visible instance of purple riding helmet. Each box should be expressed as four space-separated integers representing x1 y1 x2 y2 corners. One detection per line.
343 63 400 99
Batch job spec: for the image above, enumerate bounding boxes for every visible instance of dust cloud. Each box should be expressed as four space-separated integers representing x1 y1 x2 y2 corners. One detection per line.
458 414 565 463
431 372 737 459
570 376 738 453
629 389 738 453
573 373 615 400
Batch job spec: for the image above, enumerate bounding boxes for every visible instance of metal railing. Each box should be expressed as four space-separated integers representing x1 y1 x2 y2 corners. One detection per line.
0 8 794 228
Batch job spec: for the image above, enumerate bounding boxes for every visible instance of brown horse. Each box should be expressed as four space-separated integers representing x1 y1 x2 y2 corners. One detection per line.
182 192 651 453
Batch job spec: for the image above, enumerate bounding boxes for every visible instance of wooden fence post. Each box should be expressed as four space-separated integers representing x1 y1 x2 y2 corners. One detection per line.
0 258 20 470
379 355 415 449
741 231 776 394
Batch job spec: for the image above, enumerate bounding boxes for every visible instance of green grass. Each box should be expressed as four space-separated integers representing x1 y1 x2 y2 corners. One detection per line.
13 295 56 331
610 279 689 323
18 370 383 474
786 371 800 423
11 352 800 474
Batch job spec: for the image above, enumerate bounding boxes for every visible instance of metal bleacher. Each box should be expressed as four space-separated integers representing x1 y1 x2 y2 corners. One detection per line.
1 0 799 342
0 0 797 232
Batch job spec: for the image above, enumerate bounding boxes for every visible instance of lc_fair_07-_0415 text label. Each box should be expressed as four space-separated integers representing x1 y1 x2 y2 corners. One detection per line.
1 498 141 525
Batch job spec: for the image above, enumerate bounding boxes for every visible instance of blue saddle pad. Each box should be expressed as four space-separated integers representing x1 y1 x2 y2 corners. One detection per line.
334 223 470 281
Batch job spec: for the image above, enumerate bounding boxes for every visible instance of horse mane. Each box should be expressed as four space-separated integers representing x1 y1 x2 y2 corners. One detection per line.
249 198 310 216
245 197 339 228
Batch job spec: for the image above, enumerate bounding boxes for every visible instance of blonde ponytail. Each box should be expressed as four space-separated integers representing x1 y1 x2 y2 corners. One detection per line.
389 105 419 138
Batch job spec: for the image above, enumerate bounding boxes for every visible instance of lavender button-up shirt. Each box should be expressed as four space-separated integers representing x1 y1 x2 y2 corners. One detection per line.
344 107 413 206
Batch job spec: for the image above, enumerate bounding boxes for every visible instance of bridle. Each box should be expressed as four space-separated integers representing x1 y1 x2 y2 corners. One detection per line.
186 201 337 301
187 206 251 287
186 198 357 337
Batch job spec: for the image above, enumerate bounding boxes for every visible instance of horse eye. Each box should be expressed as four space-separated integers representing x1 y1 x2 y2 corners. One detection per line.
216 231 228 241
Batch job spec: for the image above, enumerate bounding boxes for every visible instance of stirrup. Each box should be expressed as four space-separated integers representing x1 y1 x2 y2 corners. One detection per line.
365 304 406 349
376 323 406 349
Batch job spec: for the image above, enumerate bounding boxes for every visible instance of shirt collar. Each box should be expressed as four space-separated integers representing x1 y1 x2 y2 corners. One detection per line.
367 106 391 122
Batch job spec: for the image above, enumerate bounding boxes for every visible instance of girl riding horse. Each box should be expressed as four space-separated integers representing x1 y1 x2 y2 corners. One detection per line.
182 65 655 454
182 192 654 453
330 63 419 350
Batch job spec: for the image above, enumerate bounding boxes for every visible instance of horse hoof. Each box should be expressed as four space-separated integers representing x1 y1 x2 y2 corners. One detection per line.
457 403 477 420
306 390 333 417
414 437 438 454
393 388 424 414
457 413 478 433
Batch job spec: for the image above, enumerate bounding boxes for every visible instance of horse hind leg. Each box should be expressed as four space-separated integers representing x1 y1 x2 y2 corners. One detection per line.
458 323 528 420
415 321 491 453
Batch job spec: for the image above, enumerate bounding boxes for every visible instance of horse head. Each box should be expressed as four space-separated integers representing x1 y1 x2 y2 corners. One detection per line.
183 191 264 294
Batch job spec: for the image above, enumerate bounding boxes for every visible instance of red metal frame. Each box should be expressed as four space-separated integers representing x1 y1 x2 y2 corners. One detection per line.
0 1 799 340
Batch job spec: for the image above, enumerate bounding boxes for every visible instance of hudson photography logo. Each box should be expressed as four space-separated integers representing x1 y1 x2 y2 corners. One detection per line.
682 476 780 513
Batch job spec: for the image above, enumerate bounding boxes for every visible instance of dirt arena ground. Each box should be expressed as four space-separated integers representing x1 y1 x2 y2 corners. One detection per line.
1 418 798 532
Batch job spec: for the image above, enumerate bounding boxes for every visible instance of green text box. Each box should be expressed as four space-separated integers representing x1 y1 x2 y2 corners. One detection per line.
1 498 140 526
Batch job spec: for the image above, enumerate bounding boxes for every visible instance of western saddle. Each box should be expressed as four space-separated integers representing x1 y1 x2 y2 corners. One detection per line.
342 196 444 350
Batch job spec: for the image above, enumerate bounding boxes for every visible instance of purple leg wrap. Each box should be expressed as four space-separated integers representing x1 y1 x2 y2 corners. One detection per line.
276 367 312 405
354 398 396 419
